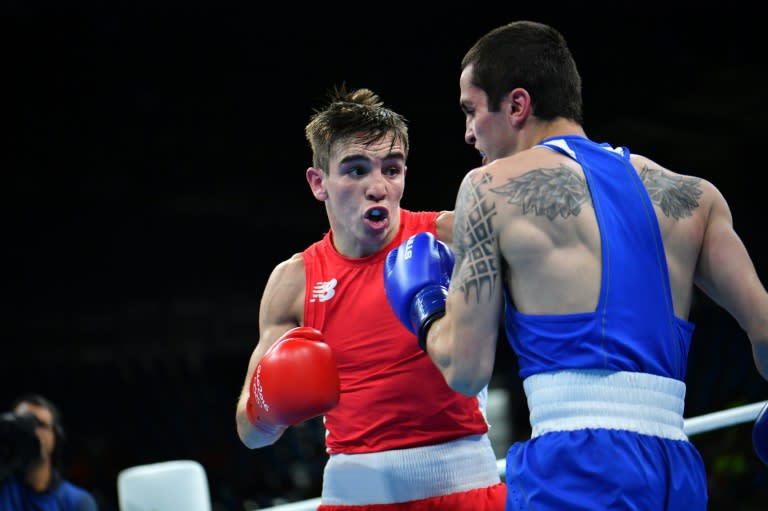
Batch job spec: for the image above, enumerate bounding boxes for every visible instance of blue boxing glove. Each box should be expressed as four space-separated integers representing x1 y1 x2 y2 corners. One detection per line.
753 401 768 464
384 232 455 352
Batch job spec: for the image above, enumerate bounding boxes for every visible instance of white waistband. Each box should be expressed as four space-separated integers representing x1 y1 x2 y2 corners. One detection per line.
320 434 501 505
524 370 688 441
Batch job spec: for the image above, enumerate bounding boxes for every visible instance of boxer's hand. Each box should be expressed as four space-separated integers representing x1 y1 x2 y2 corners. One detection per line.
246 327 340 432
753 401 768 464
384 232 454 351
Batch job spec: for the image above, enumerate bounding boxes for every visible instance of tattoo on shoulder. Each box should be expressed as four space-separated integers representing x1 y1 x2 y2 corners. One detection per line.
453 172 498 304
639 166 701 219
489 164 590 220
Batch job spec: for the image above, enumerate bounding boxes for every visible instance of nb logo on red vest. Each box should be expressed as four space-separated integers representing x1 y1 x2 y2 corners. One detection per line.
310 278 337 303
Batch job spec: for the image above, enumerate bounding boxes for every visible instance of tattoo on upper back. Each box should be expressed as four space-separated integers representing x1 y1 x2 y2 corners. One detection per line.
639 166 701 219
453 172 498 304
489 164 590 220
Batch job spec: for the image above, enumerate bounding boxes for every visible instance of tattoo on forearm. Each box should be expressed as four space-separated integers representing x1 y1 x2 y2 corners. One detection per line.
489 164 590 220
453 172 498 304
639 166 701 219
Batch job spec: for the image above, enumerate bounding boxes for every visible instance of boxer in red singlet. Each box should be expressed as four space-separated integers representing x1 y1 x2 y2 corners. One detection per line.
235 85 506 510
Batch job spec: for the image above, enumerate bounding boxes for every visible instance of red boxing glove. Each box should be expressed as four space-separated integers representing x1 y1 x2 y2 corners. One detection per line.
246 327 340 430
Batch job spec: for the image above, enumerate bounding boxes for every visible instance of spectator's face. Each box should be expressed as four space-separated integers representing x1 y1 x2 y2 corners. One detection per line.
15 402 55 461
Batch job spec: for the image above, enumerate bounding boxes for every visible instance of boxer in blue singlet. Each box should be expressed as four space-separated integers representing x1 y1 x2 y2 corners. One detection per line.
501 136 706 509
383 21 768 510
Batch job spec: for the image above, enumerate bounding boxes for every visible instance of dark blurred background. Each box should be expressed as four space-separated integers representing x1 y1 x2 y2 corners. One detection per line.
4 4 767 510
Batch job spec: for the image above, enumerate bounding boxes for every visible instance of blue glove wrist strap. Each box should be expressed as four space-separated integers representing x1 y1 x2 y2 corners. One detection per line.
410 285 448 352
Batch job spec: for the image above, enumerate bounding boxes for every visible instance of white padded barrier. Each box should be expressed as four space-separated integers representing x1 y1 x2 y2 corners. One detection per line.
117 459 212 511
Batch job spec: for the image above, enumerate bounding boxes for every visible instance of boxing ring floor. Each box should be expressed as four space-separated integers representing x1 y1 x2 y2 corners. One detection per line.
257 400 768 511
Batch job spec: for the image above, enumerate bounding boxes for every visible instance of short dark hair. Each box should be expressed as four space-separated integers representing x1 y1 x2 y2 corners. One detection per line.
12 393 66 468
461 20 583 124
305 84 409 172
